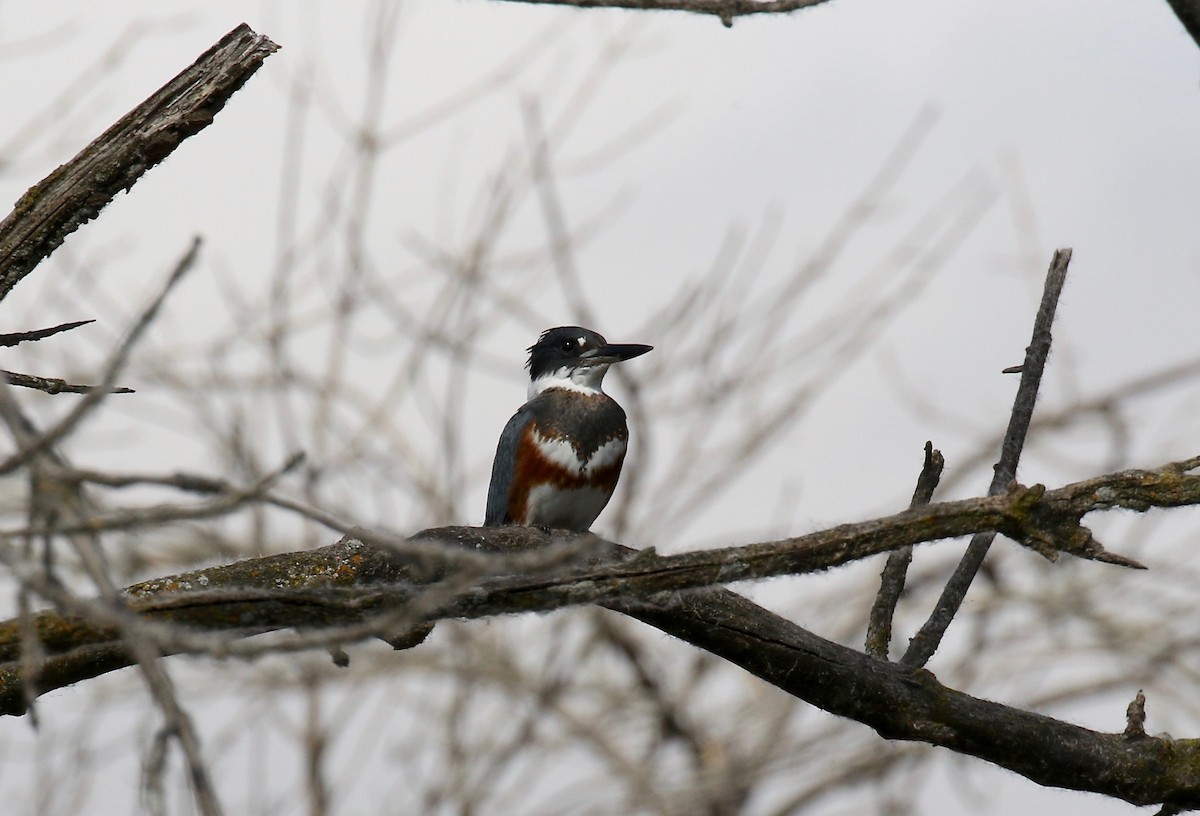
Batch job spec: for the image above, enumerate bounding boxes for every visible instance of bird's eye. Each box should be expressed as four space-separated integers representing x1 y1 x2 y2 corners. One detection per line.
560 340 576 352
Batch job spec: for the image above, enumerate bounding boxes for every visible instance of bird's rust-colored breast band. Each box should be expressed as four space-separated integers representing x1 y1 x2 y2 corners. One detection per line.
506 419 627 525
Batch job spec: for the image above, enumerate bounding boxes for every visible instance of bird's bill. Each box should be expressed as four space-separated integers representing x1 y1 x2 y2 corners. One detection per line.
580 343 653 365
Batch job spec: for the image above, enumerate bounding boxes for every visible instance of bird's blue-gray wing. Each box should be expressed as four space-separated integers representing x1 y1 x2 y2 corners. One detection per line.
485 405 536 526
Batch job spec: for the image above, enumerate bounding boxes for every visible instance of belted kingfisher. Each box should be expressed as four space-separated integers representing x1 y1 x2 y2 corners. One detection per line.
485 326 652 532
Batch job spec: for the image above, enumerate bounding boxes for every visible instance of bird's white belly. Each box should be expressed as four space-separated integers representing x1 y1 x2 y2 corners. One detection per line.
524 483 612 531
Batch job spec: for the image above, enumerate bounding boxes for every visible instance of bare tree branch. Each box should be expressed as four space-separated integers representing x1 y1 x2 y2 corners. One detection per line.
616 585 1200 810
493 0 833 27
0 23 279 300
4 453 1190 700
63 462 351 534
0 239 200 476
1165 0 1200 51
1 459 1200 807
0 319 94 347
5 453 1200 706
0 370 134 395
865 440 943 658
902 248 1072 667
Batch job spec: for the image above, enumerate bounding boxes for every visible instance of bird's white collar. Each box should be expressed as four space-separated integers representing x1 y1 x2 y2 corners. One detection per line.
528 364 610 400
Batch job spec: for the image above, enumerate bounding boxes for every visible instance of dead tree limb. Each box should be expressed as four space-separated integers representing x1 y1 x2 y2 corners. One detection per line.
865 440 943 658
7 455 1200 684
1166 0 1200 51
493 0 832 26
0 23 279 300
1 456 1199 807
902 248 1071 666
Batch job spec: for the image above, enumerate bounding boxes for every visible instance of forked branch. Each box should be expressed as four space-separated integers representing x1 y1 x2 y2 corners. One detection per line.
902 248 1072 667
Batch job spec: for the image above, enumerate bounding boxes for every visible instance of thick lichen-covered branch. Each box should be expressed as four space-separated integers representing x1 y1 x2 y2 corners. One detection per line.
2 458 1200 805
3 456 1197 689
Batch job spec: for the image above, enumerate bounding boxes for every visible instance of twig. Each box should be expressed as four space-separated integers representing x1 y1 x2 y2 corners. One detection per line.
142 725 172 816
590 614 712 779
1125 690 1147 738
927 355 1200 497
64 464 352 534
125 643 225 816
1 370 134 395
28 395 227 816
0 238 201 477
0 319 94 347
901 248 1072 668
0 24 279 299
0 452 308 538
865 441 943 658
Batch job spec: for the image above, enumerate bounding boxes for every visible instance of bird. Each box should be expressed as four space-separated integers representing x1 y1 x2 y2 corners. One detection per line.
485 326 652 532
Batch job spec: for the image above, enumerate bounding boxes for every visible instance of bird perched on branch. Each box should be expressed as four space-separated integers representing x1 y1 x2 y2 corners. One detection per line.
485 326 652 532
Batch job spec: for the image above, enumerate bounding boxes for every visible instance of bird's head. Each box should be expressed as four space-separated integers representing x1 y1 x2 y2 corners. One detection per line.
526 326 652 398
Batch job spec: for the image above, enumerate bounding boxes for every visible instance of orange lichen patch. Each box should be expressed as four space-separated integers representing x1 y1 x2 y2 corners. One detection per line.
507 421 626 524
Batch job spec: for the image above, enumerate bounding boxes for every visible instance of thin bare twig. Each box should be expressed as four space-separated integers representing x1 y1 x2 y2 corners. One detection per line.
930 355 1200 497
1 370 134 395
0 453 307 538
65 465 352 534
865 441 943 659
901 248 1073 668
0 238 201 477
0 319 94 347
141 725 172 816
127 655 225 816
1125 690 1147 738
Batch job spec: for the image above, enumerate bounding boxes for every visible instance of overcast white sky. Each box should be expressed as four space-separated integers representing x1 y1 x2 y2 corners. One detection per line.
0 1 1197 813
